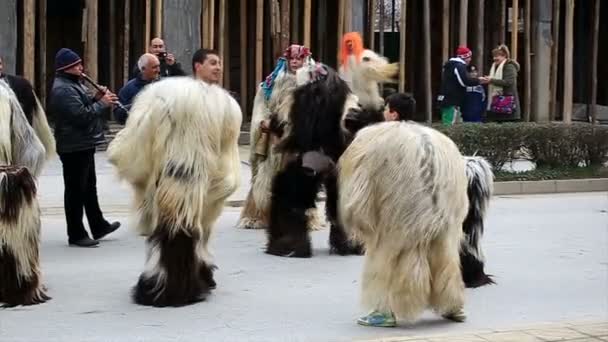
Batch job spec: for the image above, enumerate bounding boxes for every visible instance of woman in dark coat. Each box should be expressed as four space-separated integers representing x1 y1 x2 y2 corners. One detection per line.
482 45 521 121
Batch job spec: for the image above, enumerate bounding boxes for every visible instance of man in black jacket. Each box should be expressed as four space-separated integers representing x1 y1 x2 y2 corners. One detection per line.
437 46 481 126
129 38 186 80
48 48 121 248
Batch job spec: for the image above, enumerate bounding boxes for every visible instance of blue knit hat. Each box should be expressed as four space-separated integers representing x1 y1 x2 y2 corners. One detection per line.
55 48 82 71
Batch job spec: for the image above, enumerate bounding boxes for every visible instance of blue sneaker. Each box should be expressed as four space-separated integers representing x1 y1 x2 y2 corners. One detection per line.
357 310 396 327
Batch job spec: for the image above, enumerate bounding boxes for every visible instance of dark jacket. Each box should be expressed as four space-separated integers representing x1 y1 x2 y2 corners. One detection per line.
114 76 155 124
437 58 480 108
462 85 486 122
129 58 186 80
48 72 108 154
0 73 37 124
486 60 521 121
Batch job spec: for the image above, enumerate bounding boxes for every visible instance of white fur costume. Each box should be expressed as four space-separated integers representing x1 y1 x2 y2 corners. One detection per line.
239 64 326 231
339 121 469 323
107 77 241 307
0 79 54 307
339 50 399 110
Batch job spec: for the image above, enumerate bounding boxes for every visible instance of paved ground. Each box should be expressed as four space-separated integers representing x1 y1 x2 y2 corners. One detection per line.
1 150 607 341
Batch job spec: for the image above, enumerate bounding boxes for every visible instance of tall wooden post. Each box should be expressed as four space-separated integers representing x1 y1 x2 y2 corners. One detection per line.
442 0 450 62
123 0 131 84
562 0 574 123
155 0 163 37
344 0 352 32
378 0 385 58
145 0 151 46
338 0 346 58
511 0 519 60
280 0 291 49
240 0 248 112
523 0 531 121
256 0 264 84
303 0 311 48
399 0 407 92
38 0 47 101
423 0 432 124
208 0 215 48
589 0 599 124
459 0 468 45
23 0 35 83
532 0 552 122
499 0 506 44
474 0 484 73
550 0 560 120
369 0 376 49
202 0 209 47
85 0 98 81
219 0 226 86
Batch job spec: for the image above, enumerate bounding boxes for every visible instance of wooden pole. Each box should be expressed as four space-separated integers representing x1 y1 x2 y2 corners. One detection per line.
589 0 599 124
459 0 468 45
369 0 376 49
22 0 35 83
123 0 130 84
256 0 264 85
532 0 552 122
202 0 209 47
511 0 519 60
280 0 290 49
423 0 432 124
38 0 47 102
562 0 574 123
499 0 506 44
442 0 449 62
399 0 407 92
208 0 215 49
219 0 226 86
379 0 385 56
474 0 484 74
303 0 311 48
145 0 151 47
155 0 163 37
85 0 98 81
549 0 560 120
240 0 248 112
338 0 345 59
523 0 531 121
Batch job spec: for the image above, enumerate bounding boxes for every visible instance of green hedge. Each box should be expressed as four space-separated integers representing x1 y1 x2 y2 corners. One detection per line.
433 122 608 171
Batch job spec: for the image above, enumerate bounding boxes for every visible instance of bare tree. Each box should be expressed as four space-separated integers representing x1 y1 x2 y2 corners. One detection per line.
374 0 401 32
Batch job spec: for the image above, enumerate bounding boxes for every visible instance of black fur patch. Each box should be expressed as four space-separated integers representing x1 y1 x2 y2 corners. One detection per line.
343 107 385 139
0 166 37 224
0 246 50 307
276 66 350 160
163 161 194 181
132 225 213 307
460 248 495 288
4 74 37 125
266 157 322 258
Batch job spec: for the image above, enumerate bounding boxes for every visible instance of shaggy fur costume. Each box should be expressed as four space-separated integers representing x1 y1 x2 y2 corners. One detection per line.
339 121 469 323
265 63 362 257
107 77 242 307
0 79 54 307
461 156 495 288
239 67 326 231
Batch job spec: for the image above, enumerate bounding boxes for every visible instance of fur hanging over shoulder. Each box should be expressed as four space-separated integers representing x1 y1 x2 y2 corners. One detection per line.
107 76 242 307
461 156 495 288
338 121 469 324
0 165 50 307
0 79 55 177
264 63 363 258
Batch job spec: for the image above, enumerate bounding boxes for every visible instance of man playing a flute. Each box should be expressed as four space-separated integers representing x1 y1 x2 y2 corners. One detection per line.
48 48 121 248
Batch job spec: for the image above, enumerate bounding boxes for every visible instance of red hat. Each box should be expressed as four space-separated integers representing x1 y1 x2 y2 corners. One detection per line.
456 46 472 59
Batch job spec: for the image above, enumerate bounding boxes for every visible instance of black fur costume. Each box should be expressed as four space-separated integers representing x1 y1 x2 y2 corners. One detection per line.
266 65 363 257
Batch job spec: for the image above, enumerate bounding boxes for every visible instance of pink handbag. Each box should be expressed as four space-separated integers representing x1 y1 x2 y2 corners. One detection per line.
490 95 516 114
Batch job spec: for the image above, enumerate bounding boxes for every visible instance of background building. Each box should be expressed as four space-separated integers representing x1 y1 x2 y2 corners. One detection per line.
1 0 605 124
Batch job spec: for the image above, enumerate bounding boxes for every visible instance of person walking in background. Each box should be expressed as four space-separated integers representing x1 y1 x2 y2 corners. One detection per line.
481 44 521 122
114 53 161 124
48 48 121 248
461 65 486 123
437 46 482 126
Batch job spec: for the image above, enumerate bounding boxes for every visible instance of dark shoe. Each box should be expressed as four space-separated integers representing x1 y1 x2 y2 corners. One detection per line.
69 237 100 248
93 221 121 240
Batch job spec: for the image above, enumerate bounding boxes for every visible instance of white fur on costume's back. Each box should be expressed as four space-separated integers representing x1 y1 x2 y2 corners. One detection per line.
108 76 242 235
339 121 469 243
